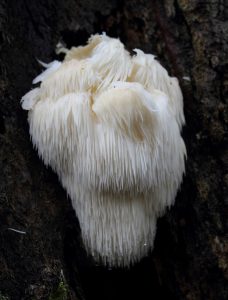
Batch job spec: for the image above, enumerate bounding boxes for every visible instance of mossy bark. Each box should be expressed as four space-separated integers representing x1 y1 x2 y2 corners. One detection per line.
0 0 227 299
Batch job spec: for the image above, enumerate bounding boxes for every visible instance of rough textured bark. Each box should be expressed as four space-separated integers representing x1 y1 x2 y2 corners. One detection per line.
0 0 227 299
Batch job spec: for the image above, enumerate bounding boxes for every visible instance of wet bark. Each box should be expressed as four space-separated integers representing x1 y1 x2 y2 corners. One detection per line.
0 0 227 299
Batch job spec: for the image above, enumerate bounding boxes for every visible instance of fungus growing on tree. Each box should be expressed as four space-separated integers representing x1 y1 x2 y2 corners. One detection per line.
21 33 186 267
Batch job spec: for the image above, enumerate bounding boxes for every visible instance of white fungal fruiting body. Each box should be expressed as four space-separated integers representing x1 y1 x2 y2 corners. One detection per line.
21 33 186 267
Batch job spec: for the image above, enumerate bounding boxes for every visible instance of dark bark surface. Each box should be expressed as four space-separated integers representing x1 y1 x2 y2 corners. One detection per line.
0 0 227 299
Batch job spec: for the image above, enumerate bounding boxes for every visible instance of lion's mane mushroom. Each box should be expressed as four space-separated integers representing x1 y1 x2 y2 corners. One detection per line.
21 33 186 267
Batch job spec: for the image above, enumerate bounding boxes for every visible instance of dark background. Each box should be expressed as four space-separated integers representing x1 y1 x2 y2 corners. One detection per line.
0 0 227 299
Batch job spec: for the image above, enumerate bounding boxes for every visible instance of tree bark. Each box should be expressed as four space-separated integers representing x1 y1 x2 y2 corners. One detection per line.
0 0 227 299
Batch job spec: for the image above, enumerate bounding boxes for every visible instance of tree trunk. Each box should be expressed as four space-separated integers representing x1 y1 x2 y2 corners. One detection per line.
0 0 227 299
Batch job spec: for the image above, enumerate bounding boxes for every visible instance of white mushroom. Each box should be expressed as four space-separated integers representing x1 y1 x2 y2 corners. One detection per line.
21 34 186 267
